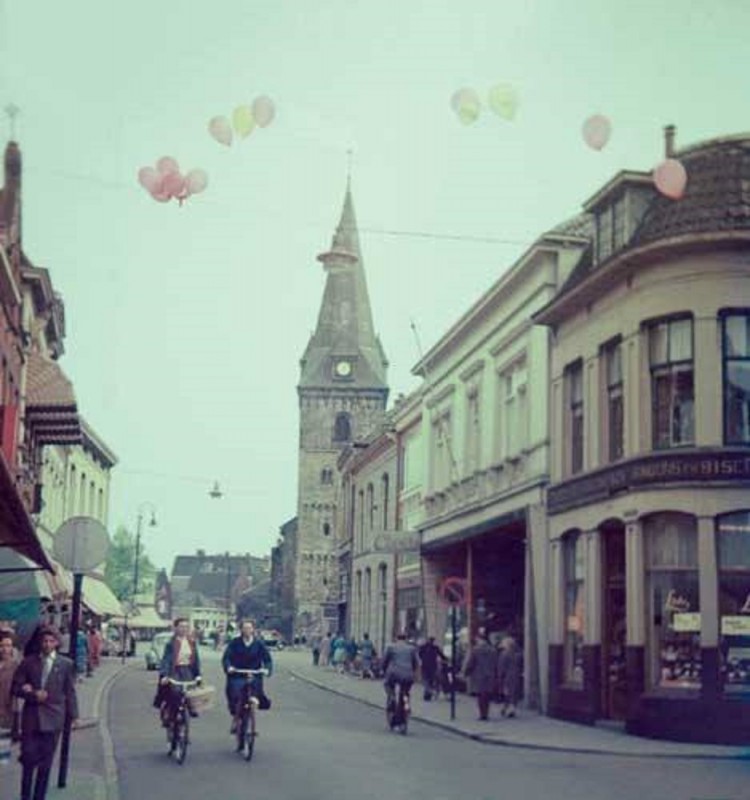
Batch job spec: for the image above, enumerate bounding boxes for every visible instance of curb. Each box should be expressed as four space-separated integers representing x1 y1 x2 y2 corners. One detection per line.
96 662 136 800
289 670 749 761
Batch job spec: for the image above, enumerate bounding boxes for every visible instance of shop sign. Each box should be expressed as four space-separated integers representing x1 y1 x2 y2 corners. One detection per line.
373 530 421 553
721 615 750 636
672 612 701 632
548 449 750 514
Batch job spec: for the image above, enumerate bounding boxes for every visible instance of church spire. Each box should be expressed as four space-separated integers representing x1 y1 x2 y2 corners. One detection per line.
299 181 388 391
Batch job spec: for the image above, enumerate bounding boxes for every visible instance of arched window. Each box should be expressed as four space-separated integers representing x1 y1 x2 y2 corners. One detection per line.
323 522 331 537
562 530 585 685
381 473 389 530
320 468 333 485
333 412 352 442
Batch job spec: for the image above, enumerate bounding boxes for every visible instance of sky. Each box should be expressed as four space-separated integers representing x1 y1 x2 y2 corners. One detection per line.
1 0 748 571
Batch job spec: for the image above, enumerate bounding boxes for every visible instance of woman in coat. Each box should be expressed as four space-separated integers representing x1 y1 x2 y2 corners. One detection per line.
497 635 522 717
463 631 498 721
0 628 20 731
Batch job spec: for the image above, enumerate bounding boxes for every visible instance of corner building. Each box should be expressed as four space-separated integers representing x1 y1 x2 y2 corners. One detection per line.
295 184 388 637
536 132 750 743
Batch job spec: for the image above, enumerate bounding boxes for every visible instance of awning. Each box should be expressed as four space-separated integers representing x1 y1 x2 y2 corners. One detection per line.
82 576 123 617
25 352 81 446
0 548 49 598
0 450 52 570
110 607 171 629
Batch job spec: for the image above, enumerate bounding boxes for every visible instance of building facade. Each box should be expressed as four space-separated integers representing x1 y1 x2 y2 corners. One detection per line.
415 220 591 709
294 183 388 637
536 131 750 742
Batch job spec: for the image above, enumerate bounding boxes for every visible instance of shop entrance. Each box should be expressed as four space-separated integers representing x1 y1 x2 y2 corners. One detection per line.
601 521 627 719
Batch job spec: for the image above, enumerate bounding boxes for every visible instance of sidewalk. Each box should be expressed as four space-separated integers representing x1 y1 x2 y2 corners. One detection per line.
283 650 749 759
0 656 131 800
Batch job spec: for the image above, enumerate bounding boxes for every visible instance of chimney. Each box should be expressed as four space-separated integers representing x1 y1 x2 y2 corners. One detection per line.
664 125 676 159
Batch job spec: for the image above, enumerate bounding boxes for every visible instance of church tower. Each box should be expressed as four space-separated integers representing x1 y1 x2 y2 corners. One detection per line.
295 183 389 635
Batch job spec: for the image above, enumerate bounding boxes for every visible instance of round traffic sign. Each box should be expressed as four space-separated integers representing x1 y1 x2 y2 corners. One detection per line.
439 576 467 606
53 517 110 572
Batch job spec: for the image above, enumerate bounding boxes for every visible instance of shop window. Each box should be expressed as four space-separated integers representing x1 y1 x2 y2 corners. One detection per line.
648 316 694 449
722 311 750 444
563 531 585 685
565 361 584 475
644 513 700 689
603 339 624 462
717 511 750 694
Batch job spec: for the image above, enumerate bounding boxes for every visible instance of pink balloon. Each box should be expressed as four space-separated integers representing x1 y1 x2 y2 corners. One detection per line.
582 114 612 151
157 156 180 175
208 116 233 146
162 171 186 198
653 158 688 200
185 168 208 195
252 95 275 128
137 166 159 192
149 174 171 203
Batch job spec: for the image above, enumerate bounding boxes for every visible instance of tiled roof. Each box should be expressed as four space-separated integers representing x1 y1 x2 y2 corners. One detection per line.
547 212 595 239
26 351 76 408
633 136 750 245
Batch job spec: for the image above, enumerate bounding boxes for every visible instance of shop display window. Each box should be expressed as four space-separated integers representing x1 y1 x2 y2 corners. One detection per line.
563 531 585 684
645 513 701 689
717 511 750 694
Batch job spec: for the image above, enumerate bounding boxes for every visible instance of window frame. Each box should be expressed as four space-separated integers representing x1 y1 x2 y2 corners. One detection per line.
720 309 750 445
601 337 624 463
565 360 584 476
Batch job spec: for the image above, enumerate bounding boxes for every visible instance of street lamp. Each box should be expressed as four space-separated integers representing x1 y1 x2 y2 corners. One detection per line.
122 502 157 663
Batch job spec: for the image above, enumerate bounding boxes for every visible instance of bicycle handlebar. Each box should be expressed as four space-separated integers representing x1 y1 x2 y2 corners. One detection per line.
166 678 200 688
229 668 269 676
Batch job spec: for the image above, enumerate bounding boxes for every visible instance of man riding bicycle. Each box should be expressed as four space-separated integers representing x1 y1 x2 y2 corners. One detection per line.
381 632 419 711
157 618 202 725
222 620 272 734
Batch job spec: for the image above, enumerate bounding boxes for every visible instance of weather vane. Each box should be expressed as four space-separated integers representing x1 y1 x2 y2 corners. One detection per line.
346 147 354 187
4 104 20 139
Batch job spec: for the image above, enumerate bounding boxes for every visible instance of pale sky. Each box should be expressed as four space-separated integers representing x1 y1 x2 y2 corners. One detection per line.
1 0 748 570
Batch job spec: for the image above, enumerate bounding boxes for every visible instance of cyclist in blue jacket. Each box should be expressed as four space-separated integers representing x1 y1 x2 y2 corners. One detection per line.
222 620 272 733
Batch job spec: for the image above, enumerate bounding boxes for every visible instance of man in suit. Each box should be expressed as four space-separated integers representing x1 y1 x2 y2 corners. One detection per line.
12 626 78 800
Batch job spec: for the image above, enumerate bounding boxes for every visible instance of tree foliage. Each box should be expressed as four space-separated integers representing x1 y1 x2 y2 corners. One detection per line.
104 525 157 602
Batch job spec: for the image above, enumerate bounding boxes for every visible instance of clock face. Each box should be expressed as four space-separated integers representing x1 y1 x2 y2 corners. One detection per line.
335 360 352 377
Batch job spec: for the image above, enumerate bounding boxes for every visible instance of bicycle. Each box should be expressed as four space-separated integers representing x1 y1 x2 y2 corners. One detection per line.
229 668 268 761
164 678 199 765
385 680 410 735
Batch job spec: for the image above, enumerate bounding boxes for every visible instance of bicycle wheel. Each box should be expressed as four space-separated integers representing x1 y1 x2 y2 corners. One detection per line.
236 710 247 754
243 707 255 762
174 712 189 765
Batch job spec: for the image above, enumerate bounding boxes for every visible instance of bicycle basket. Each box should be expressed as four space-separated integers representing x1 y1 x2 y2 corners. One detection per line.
186 685 215 713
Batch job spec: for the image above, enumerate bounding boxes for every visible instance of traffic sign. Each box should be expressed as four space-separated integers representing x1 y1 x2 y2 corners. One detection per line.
439 576 467 606
53 516 110 573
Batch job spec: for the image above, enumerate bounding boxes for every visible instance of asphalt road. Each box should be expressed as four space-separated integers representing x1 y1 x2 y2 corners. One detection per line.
109 650 750 800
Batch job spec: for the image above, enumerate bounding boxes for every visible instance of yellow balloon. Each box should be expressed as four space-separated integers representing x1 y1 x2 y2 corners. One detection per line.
232 105 256 138
487 83 519 121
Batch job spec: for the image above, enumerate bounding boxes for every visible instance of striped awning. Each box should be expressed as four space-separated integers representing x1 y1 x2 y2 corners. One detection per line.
82 576 123 617
25 352 81 445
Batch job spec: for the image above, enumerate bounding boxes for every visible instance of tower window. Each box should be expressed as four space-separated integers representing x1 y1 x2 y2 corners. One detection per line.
333 412 352 442
320 468 334 484
323 522 331 537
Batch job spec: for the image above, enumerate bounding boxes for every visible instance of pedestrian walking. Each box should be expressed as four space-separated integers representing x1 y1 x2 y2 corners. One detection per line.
358 633 376 677
310 632 322 667
463 631 498 721
345 636 358 673
418 636 447 700
319 632 332 667
11 626 78 800
1 627 21 768
497 635 522 718
331 634 347 673
75 628 88 679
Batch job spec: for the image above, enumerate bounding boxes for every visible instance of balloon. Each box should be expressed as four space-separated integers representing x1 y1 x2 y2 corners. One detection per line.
251 95 275 128
149 176 171 203
582 114 612 150
653 158 688 200
232 105 255 138
185 168 208 195
450 87 481 125
487 83 519 120
209 116 233 146
162 170 185 198
156 156 180 175
137 166 159 192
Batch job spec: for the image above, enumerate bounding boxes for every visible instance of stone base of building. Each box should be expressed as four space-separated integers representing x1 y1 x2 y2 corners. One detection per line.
548 644 750 744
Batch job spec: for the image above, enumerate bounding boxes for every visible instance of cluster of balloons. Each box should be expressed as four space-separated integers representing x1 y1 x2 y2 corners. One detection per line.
450 83 519 125
208 96 276 146
137 157 208 205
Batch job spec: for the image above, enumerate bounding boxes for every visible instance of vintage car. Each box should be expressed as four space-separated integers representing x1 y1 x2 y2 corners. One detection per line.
144 631 172 670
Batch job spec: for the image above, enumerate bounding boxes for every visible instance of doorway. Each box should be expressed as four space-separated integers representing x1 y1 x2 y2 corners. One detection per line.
601 522 627 719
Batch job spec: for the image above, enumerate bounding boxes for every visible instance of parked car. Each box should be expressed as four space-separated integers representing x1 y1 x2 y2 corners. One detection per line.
144 632 172 670
260 629 285 650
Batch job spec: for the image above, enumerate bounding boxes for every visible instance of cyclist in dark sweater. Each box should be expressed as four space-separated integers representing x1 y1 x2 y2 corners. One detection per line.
222 620 273 732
